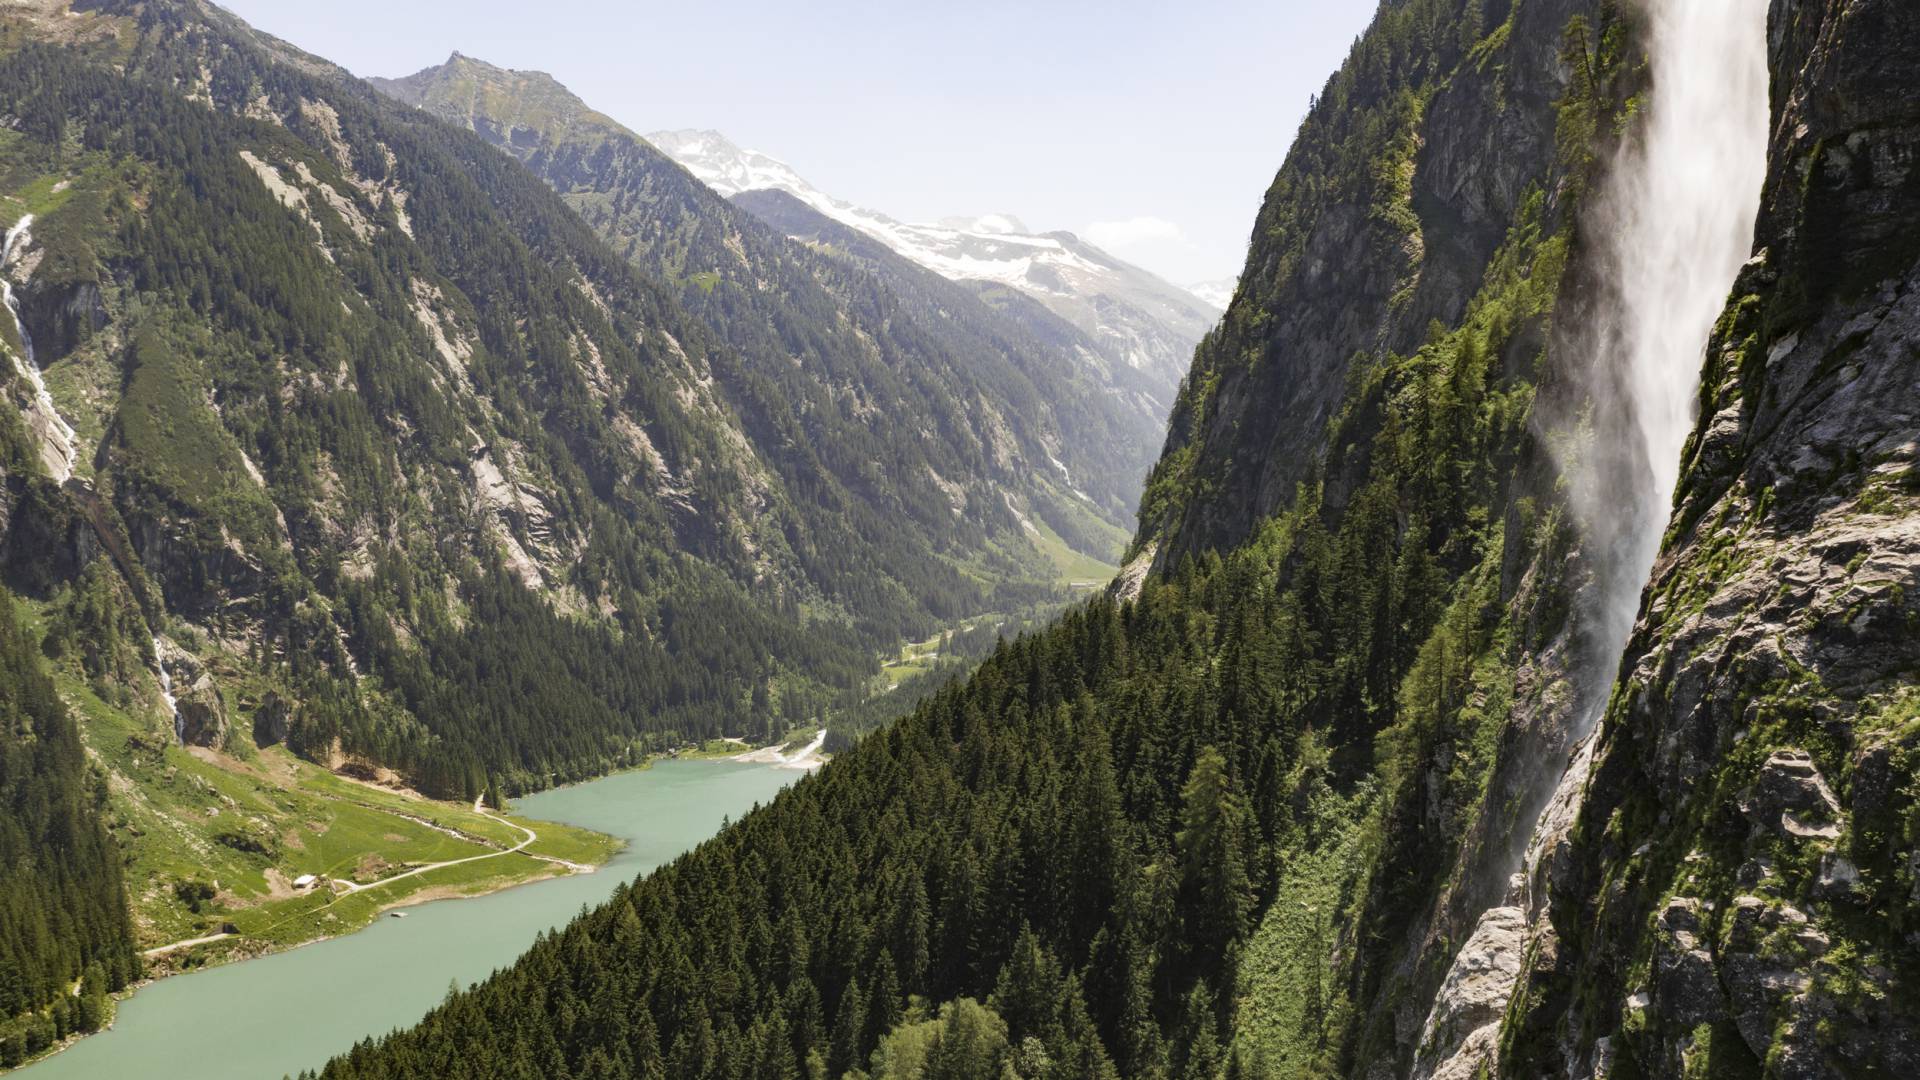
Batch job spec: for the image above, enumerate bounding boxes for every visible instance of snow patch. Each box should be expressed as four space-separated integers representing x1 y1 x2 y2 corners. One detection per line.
647 129 1214 385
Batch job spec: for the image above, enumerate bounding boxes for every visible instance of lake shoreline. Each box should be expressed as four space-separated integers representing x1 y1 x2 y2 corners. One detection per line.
6 815 619 1076
14 758 802 1080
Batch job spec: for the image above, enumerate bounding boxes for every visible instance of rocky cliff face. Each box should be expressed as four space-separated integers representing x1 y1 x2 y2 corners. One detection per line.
1139 0 1589 564
1501 0 1920 1074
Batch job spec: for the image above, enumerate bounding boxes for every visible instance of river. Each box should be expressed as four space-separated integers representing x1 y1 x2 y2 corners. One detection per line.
22 760 798 1080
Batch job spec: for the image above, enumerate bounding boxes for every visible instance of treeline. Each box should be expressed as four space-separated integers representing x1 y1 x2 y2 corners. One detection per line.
0 591 138 1065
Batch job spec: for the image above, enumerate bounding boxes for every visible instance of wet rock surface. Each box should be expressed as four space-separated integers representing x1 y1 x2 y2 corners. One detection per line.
174 672 229 748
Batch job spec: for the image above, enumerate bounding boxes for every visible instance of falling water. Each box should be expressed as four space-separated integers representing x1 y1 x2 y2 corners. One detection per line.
153 636 183 743
2 214 78 483
1505 0 1771 903
1413 2 1770 1073
1580 0 1772 656
1521 0 1771 912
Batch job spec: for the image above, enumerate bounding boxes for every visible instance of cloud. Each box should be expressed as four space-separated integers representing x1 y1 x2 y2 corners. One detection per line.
1084 215 1190 252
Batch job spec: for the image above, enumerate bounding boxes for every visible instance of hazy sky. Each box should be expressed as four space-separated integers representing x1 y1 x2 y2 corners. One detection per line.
221 1 1375 286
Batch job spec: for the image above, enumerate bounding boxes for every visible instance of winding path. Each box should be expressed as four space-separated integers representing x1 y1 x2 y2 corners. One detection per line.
139 807 589 956
328 809 540 895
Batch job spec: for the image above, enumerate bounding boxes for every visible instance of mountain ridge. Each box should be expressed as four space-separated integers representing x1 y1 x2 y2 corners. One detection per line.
371 54 1163 538
646 126 1220 402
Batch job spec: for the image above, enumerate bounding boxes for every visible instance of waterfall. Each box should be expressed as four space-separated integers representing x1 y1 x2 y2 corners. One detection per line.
1413 2 1770 1074
153 636 183 743
2 213 78 484
1579 0 1772 665
1505 0 1772 903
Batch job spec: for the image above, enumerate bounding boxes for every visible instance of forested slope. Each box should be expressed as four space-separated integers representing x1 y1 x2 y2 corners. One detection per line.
374 55 1159 540
0 589 137 1064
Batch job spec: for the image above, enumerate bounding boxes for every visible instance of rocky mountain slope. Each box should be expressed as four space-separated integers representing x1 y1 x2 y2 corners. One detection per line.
1135 0 1592 566
646 127 1219 403
0 0 1125 810
370 54 1159 536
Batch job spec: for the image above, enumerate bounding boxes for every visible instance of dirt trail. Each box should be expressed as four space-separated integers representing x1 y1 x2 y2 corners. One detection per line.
729 728 827 770
142 932 234 957
330 808 557 894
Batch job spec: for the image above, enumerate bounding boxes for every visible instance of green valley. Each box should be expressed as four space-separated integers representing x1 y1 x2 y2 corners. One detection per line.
5 0 1919 1077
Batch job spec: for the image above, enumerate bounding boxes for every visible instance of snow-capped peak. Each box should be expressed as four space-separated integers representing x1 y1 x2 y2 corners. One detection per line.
937 213 1029 236
646 127 1219 392
1185 278 1237 312
645 129 818 202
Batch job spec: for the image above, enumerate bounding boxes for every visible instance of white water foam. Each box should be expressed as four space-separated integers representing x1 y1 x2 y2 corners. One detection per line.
153 636 182 743
2 213 78 483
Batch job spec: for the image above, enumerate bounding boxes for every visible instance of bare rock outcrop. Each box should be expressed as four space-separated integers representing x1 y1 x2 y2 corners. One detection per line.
1412 905 1526 1080
174 672 228 749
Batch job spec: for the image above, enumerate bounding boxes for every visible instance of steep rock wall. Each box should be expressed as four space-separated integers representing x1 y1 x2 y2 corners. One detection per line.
1140 0 1590 565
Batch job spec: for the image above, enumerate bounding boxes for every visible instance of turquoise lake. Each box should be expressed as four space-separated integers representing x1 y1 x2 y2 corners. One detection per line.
22 760 797 1080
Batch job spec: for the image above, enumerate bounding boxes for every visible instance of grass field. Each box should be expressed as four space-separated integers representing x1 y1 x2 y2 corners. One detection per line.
878 628 949 689
39 614 620 965
1023 514 1121 585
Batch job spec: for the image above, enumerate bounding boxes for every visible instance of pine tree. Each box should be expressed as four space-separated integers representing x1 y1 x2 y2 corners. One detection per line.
1174 748 1254 974
1177 985 1225 1080
892 879 931 996
829 977 867 1077
989 928 1062 1045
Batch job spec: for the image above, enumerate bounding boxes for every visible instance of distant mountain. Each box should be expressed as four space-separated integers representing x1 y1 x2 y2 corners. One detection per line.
0 0 1144 810
1185 277 1238 310
372 53 1160 541
647 128 1219 400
